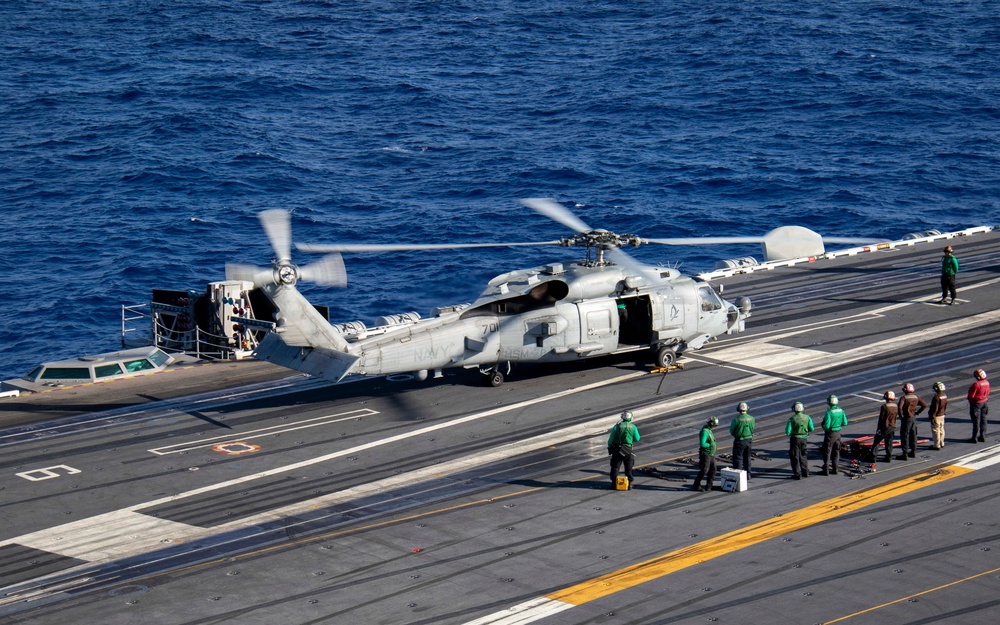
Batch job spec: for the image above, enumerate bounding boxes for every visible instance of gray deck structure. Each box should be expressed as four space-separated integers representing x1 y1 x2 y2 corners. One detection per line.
1 230 998 624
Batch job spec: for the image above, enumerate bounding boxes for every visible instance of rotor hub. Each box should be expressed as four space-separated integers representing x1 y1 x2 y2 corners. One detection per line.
559 231 642 266
559 231 641 250
275 262 298 286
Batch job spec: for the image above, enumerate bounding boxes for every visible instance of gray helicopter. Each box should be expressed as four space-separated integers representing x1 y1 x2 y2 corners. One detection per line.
227 200 779 386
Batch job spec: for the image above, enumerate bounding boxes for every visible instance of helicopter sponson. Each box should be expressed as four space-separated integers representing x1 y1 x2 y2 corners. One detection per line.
230 203 751 387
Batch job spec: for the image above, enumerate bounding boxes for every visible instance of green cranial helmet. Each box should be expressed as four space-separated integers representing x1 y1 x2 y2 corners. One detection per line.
621 410 633 421
792 401 804 412
737 401 749 413
708 416 719 427
933 381 946 392
827 394 839 406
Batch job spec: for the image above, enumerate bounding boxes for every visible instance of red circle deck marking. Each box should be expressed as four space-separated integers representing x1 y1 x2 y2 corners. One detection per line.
211 441 261 455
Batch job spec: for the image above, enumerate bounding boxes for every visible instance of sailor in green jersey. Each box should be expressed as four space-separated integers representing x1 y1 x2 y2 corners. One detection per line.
692 416 719 492
786 402 815 479
729 401 755 477
940 245 959 305
607 410 640 489
820 395 848 475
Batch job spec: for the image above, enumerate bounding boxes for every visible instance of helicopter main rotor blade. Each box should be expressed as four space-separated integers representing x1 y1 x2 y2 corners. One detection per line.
299 254 348 287
520 198 592 233
604 246 665 282
296 241 562 253
259 209 293 262
642 236 767 246
822 236 883 245
642 236 882 246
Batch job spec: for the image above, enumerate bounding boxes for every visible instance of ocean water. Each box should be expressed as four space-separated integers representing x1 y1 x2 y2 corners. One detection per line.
2 0 999 382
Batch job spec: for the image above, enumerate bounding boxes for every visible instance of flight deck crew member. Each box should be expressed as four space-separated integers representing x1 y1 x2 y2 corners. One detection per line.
929 382 948 450
871 391 898 462
940 245 959 305
786 402 814 479
968 369 990 443
692 417 719 492
729 401 755 477
607 410 640 489
897 383 928 459
821 395 848 475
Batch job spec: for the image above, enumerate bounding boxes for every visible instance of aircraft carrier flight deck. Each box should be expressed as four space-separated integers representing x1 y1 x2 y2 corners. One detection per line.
1 228 999 625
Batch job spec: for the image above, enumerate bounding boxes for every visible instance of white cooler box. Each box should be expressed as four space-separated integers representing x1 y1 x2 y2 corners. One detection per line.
720 468 748 492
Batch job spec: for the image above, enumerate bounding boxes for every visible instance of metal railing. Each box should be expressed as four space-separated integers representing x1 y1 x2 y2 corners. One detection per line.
120 304 262 361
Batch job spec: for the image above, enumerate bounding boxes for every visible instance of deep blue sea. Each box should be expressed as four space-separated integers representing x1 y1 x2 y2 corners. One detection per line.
2 0 999 382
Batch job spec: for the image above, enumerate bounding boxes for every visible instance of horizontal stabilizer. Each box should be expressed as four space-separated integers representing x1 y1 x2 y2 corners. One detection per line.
254 334 359 383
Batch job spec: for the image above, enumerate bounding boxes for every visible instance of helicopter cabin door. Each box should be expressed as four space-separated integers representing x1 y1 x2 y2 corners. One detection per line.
575 299 619 354
616 295 652 346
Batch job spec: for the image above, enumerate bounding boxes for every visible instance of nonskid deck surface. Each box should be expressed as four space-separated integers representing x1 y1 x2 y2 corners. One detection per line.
1 232 999 625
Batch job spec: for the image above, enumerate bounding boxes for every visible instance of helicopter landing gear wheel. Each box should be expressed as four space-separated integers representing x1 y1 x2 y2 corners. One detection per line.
655 346 676 369
480 363 509 387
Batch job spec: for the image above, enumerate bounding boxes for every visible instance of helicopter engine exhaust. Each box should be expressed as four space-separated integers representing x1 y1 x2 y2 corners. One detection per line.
331 320 367 338
374 312 421 327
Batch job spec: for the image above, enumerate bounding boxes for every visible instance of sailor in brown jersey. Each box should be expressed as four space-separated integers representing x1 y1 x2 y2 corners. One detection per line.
871 391 898 463
897 383 928 459
928 382 948 450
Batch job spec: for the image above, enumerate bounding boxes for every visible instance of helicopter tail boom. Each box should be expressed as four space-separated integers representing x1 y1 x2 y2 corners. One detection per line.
250 281 361 382
254 333 360 382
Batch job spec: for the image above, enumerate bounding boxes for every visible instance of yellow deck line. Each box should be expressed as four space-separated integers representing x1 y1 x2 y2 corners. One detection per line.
548 464 973 605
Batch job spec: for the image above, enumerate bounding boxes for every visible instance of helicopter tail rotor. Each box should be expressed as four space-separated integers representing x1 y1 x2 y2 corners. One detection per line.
226 210 348 289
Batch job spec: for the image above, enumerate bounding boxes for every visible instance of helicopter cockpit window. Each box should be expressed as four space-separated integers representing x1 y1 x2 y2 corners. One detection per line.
461 280 570 318
698 285 723 312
